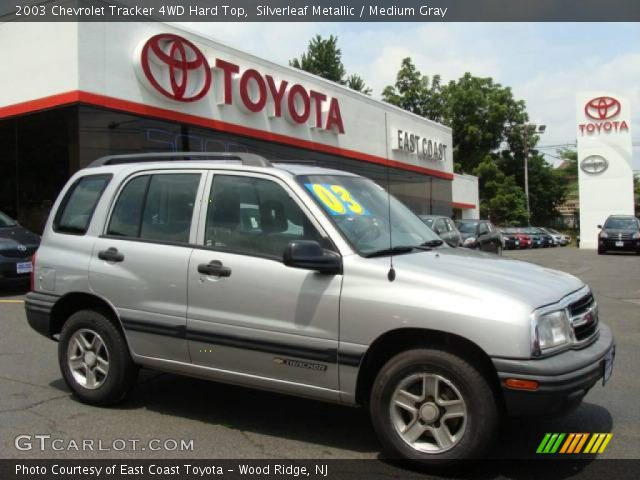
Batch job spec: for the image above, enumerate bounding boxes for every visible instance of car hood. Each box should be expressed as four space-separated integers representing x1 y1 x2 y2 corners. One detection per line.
391 247 584 310
0 226 40 248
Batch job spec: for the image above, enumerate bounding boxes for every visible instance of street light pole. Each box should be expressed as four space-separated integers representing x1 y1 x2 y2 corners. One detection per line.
524 142 531 226
503 123 546 226
522 124 545 226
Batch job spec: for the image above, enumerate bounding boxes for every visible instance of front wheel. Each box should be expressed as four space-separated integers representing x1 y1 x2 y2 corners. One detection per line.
369 349 499 466
59 310 138 406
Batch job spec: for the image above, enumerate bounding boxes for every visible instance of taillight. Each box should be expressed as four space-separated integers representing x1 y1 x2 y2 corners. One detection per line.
30 251 37 291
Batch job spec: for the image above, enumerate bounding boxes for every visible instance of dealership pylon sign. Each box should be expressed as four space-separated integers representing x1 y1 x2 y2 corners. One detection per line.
576 92 634 249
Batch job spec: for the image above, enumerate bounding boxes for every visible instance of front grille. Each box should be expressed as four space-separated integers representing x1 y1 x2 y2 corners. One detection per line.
569 293 594 317
613 232 633 240
0 246 36 259
569 293 599 342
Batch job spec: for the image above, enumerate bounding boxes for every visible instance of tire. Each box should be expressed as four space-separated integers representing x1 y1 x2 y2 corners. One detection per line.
597 247 605 255
369 349 499 467
59 310 138 406
496 245 503 256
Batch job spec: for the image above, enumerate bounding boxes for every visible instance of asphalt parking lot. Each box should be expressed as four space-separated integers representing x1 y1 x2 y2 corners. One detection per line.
1 247 638 464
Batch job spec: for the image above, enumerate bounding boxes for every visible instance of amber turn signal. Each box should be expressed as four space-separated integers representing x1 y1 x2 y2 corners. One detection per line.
505 378 539 391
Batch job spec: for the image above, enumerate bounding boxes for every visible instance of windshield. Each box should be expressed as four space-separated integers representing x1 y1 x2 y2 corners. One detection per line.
604 217 637 230
296 174 443 256
457 222 478 234
0 211 17 228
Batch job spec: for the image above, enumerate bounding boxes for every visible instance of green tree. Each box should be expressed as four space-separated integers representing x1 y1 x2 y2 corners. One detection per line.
382 57 444 122
634 173 640 215
290 35 346 82
290 35 372 95
499 148 568 225
473 157 527 225
345 74 372 95
441 73 529 174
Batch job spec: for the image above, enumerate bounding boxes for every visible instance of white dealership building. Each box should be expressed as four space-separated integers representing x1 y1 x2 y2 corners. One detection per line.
0 21 478 233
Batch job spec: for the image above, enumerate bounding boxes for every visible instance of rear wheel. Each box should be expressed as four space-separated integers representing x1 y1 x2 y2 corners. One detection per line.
59 310 138 406
369 349 499 466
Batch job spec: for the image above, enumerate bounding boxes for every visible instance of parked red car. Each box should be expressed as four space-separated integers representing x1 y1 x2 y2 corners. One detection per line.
501 227 532 249
514 232 532 248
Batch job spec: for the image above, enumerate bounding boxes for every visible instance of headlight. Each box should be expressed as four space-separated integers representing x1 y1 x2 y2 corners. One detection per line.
599 231 608 239
633 232 640 239
463 237 476 246
532 309 571 355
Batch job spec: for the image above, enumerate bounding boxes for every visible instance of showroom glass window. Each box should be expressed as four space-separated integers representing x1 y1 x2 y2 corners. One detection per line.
77 106 450 217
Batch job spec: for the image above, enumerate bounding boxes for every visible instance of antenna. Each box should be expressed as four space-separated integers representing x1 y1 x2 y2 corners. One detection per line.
384 112 396 282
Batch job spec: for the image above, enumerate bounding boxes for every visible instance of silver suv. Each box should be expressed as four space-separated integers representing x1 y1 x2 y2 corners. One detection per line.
26 153 615 465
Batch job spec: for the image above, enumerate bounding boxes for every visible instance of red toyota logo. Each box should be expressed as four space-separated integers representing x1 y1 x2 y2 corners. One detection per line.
140 34 212 102
584 96 621 120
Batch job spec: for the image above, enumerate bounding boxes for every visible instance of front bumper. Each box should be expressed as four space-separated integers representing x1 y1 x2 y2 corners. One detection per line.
599 238 640 251
492 323 615 416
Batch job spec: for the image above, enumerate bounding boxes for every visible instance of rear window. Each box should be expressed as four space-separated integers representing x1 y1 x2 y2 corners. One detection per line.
53 175 112 235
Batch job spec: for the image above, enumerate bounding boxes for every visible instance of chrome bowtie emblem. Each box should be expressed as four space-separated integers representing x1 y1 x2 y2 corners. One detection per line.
17 244 27 252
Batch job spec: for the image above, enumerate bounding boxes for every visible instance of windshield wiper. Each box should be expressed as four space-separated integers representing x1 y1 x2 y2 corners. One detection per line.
364 245 433 258
421 239 444 248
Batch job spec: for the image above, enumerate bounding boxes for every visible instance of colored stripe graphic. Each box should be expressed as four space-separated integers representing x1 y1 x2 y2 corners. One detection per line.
559 433 575 453
537 433 565 453
538 433 612 454
536 433 552 453
597 434 613 453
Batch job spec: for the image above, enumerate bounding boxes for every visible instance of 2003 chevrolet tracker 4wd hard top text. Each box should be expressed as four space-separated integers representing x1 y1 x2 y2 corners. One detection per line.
26 152 615 466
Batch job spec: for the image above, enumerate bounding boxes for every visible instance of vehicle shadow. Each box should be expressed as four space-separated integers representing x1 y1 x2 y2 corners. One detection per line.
50 370 613 476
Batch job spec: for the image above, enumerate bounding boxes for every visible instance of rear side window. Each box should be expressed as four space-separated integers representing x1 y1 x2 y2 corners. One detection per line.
107 173 201 244
107 176 149 238
54 175 112 235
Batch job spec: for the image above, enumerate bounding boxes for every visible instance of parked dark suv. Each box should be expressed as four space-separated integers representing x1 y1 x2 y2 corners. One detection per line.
0 210 40 287
597 215 640 254
419 215 462 247
455 219 503 255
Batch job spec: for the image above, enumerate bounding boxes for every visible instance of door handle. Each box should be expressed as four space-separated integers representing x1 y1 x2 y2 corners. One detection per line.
98 247 124 263
198 260 232 278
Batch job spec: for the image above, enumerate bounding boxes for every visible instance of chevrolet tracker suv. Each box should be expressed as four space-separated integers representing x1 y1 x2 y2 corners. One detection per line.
26 153 615 465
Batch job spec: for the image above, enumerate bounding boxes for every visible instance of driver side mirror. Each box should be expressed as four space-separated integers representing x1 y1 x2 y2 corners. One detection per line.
283 241 342 275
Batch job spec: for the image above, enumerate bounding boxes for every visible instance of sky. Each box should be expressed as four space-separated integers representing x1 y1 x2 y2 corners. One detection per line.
179 22 640 170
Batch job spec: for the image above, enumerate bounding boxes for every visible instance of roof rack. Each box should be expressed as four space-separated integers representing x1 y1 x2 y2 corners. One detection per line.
88 152 272 168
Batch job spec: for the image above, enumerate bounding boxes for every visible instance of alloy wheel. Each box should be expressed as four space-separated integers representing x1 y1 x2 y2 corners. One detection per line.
390 373 467 454
67 328 110 390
